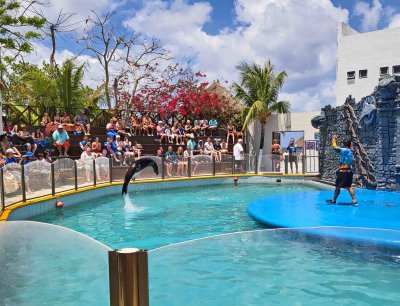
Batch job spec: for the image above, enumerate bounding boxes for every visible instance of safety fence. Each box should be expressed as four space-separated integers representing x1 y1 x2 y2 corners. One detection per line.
0 153 316 214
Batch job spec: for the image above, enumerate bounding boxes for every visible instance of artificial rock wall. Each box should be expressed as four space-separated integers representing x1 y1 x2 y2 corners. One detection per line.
317 76 400 191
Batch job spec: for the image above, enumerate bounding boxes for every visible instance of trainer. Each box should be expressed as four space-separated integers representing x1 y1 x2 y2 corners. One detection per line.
326 134 357 206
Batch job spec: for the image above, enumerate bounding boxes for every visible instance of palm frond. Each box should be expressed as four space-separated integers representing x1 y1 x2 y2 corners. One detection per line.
242 100 265 131
270 101 290 113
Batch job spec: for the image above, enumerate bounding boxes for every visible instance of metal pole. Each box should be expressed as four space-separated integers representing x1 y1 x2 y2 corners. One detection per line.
93 159 97 186
0 168 5 210
51 163 55 196
212 155 216 176
255 154 259 174
109 157 113 184
21 165 26 202
302 154 306 174
108 248 149 306
161 155 165 179
232 156 235 175
74 160 78 190
284 155 288 174
187 157 192 178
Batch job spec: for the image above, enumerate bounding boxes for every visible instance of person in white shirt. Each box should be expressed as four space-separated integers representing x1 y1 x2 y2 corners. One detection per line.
80 147 94 182
233 138 245 173
203 137 214 155
183 146 198 175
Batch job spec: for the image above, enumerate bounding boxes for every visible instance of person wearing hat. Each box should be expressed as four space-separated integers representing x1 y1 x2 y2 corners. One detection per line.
21 151 34 165
233 138 245 173
52 124 70 156
74 109 91 135
18 125 37 154
5 148 21 164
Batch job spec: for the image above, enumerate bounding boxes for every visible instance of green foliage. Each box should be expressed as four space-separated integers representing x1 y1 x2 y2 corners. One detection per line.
0 0 45 71
233 60 290 131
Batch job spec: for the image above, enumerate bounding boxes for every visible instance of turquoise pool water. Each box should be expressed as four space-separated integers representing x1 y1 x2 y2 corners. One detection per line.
30 183 318 249
150 228 400 306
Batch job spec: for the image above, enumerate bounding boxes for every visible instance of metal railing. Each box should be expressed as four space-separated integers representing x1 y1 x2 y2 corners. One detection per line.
0 153 315 212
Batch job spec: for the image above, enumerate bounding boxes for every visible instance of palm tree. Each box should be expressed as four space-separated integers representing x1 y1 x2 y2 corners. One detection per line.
233 60 290 150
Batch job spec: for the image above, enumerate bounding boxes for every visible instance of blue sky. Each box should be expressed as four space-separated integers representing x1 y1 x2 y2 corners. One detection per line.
35 0 400 111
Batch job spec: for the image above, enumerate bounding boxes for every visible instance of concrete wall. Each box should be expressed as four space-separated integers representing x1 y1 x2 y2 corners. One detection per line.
336 22 400 105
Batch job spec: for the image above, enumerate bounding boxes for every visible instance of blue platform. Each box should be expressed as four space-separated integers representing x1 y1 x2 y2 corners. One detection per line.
247 189 400 247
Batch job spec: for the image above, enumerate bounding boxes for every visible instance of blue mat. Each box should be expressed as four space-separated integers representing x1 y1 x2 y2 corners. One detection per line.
247 189 400 247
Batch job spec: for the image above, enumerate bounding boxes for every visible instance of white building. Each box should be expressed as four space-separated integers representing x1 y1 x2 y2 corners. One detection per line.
336 22 400 105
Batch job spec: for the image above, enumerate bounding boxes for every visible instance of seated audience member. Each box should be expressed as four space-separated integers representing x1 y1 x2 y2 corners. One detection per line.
79 135 90 151
32 128 48 148
104 136 115 155
221 139 229 154
21 151 35 165
165 145 178 176
18 125 37 153
80 147 95 182
141 113 154 136
165 124 174 143
193 119 201 136
117 118 131 137
114 135 125 166
52 124 70 156
183 146 198 175
171 123 180 145
208 117 218 136
91 142 100 158
226 120 236 144
80 146 94 160
5 122 18 138
129 114 141 136
156 146 163 157
203 137 214 155
0 135 21 156
184 120 193 136
53 111 61 123
197 139 204 155
61 112 71 124
236 121 244 141
187 135 196 151
200 119 208 136
0 150 5 167
43 150 53 163
123 135 135 165
41 112 51 127
156 121 167 144
213 140 222 162
132 141 142 158
177 123 186 144
106 118 118 140
5 148 21 164
176 146 186 175
74 109 91 135
73 119 83 135
93 137 102 154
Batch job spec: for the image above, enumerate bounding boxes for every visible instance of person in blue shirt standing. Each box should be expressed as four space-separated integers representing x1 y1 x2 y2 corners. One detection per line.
326 134 358 206
286 138 298 174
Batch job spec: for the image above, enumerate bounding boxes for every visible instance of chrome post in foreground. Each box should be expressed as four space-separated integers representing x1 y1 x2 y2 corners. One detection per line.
212 155 216 176
188 157 192 178
21 165 26 202
161 155 165 179
255 154 259 174
109 248 149 306
232 157 235 175
0 168 5 210
74 161 78 190
109 158 113 183
93 159 97 186
302 154 306 174
284 155 288 174
51 163 55 196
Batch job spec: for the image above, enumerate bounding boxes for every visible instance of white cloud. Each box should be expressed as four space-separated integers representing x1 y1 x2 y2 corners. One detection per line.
123 0 348 111
388 14 400 29
354 0 384 31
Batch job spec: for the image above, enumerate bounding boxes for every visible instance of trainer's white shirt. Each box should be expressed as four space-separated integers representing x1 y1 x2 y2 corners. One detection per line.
233 143 244 160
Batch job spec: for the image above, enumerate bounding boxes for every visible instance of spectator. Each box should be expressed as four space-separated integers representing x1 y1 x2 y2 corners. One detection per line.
5 148 21 164
0 150 5 167
93 137 102 154
165 145 177 176
52 124 70 156
104 136 115 155
197 139 204 154
270 139 283 172
141 113 154 136
287 138 298 174
171 123 180 145
32 128 48 148
208 117 218 136
114 135 124 166
157 145 163 157
41 112 51 127
106 118 118 140
5 122 18 137
233 139 245 173
193 119 201 136
213 140 222 162
132 141 142 159
187 135 196 150
116 118 131 137
176 146 185 176
53 111 61 123
74 109 91 135
220 139 229 155
203 137 214 155
177 123 186 144
236 121 244 141
184 120 193 136
0 135 21 156
43 151 53 163
37 153 44 162
165 124 174 144
80 147 94 182
73 119 83 135
80 146 94 160
18 125 37 153
199 119 208 136
79 135 90 151
123 135 135 165
156 121 167 144
183 145 198 175
226 120 236 144
21 151 34 165
61 111 71 124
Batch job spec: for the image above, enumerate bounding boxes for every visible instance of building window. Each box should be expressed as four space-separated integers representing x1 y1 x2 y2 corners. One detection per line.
393 65 400 74
380 67 389 76
359 69 368 78
347 71 355 84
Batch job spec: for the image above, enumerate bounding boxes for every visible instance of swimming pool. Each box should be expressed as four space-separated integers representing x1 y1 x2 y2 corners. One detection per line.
30 183 319 249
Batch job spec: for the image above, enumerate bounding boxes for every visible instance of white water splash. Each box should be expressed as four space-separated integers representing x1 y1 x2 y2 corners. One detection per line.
124 194 143 212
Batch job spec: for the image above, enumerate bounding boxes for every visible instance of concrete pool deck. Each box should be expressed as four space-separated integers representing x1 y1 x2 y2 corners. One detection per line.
248 188 400 247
